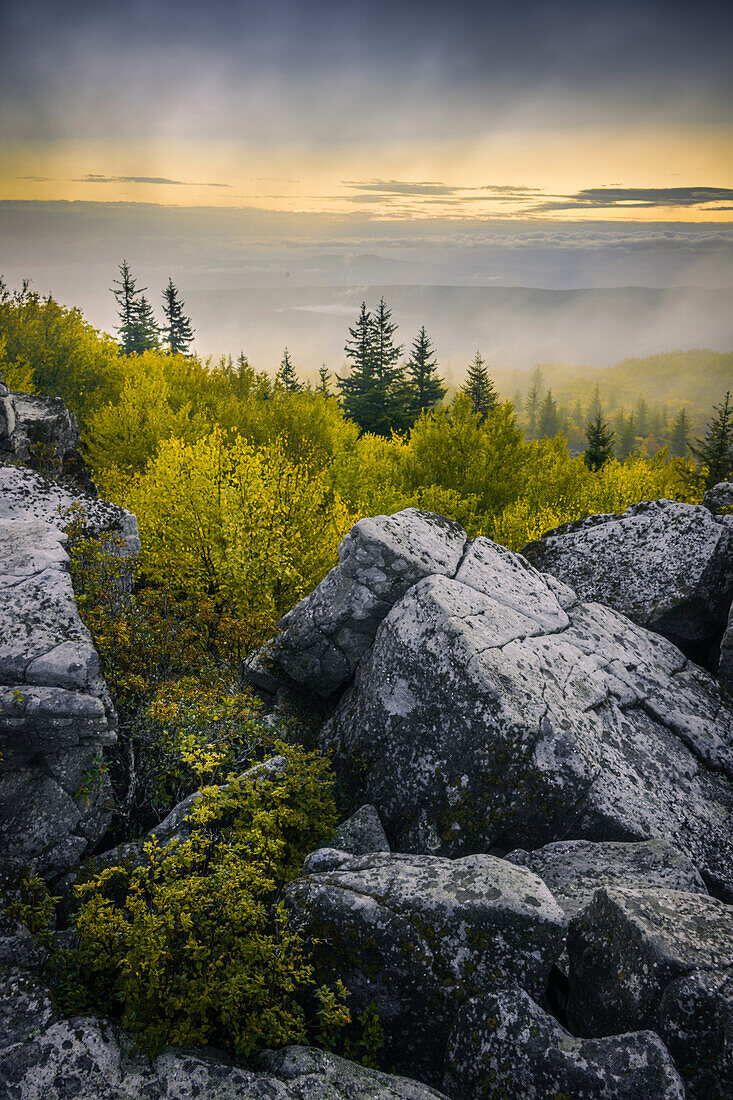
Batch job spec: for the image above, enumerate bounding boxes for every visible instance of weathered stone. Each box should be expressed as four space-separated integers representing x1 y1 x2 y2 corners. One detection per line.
522 499 733 657
322 544 733 898
506 838 707 920
567 887 733 1038
719 600 733 691
284 851 566 1083
0 390 78 474
270 509 467 696
0 463 139 877
330 804 390 855
704 480 733 515
0 968 56 1059
302 847 355 874
443 988 685 1100
660 967 733 1100
0 1009 449 1099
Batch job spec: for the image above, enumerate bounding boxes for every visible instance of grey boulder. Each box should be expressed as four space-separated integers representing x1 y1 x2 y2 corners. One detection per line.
522 498 733 657
284 851 566 1083
329 804 390 855
269 509 467 696
322 535 733 898
567 886 733 1096
443 987 685 1100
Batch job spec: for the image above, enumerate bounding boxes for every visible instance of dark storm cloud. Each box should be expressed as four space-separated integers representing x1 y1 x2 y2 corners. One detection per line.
1 0 731 143
75 174 230 187
535 187 733 212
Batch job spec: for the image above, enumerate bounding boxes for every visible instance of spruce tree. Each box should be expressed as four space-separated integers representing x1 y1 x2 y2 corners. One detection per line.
689 392 733 488
111 260 142 355
617 412 637 459
111 261 159 354
524 365 544 439
317 364 331 395
275 348 302 393
405 325 446 418
461 352 498 421
669 408 691 457
584 410 615 470
537 390 561 437
337 301 375 429
586 383 602 422
162 277 194 355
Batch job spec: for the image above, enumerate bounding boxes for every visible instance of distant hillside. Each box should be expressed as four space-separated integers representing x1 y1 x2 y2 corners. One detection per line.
494 349 733 418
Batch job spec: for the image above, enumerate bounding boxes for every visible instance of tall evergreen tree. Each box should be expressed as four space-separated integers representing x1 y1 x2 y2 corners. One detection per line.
690 391 733 488
669 407 691 457
524 365 544 439
338 298 407 435
405 325 446 417
586 383 602 422
317 364 331 395
275 348 302 393
537 390 561 437
635 396 650 438
616 412 637 459
337 301 374 429
461 352 498 421
162 277 195 355
584 410 615 470
111 261 159 354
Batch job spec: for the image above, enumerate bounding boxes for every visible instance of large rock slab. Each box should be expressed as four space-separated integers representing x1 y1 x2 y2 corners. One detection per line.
329 804 390 856
704 480 733 515
0 465 139 877
322 539 733 898
269 509 467 696
283 851 566 1083
506 838 708 919
0 381 78 475
443 988 685 1100
719 600 733 691
567 886 733 1093
522 499 733 658
0 1006 448 1099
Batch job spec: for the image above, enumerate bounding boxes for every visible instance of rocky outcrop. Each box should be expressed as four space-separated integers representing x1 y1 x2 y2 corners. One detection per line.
318 526 733 899
443 988 685 1100
0 998 448 1099
522 498 733 662
329 804 390 856
720 600 733 692
0 399 139 877
284 851 566 1083
567 886 733 1097
704 480 733 515
270 509 467 696
506 838 708 920
0 372 91 485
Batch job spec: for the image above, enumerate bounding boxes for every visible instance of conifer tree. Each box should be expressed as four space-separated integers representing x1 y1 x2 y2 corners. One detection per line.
689 391 733 488
405 325 446 417
461 352 498 421
337 301 374 429
537 390 561 437
338 298 407 435
111 261 159 354
524 365 544 439
317 364 331 395
669 407 691 457
617 412 637 459
275 348 302 393
586 383 602 422
584 410 615 470
161 277 194 355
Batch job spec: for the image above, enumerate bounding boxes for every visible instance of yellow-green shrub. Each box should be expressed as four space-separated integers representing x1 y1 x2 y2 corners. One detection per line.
62 745 346 1056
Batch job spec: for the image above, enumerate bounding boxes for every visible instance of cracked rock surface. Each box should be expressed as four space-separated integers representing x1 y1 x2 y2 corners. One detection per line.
283 850 566 1083
521 498 733 658
567 886 733 1097
0 457 138 877
313 524 733 898
443 987 685 1100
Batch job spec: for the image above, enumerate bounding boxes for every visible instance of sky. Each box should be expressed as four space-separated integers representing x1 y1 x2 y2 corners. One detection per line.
2 0 731 221
0 0 732 362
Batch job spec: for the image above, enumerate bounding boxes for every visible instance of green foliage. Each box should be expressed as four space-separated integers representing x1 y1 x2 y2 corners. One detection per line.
276 348 303 393
405 325 445 417
161 277 195 356
112 261 160 355
689 391 733 488
3 871 58 946
60 745 345 1057
461 352 499 421
584 410 615 470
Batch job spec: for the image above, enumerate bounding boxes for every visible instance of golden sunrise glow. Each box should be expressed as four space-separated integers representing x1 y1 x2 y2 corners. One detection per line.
2 123 732 222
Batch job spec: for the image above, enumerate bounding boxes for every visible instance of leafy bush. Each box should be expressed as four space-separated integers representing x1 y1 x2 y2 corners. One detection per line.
60 744 347 1057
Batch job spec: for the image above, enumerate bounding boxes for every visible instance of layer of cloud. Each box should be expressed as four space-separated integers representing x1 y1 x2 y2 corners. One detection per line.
75 174 230 187
535 187 733 212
